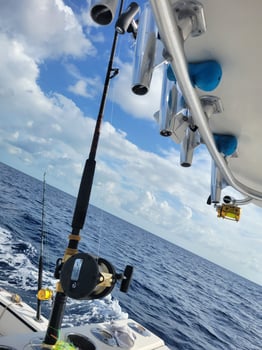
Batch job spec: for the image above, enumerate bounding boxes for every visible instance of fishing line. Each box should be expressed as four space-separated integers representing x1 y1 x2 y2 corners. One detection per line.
108 18 138 128
42 173 53 286
41 172 51 277
36 171 54 320
105 25 123 127
95 203 104 261
108 77 116 127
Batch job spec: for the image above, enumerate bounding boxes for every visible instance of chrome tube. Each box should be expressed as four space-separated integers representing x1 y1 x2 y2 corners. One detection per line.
90 0 119 25
115 2 139 34
180 128 200 167
150 0 262 201
132 3 157 95
234 197 253 206
159 65 177 136
211 161 224 203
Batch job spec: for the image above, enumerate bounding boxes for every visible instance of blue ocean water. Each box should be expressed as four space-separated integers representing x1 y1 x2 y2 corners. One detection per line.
0 162 261 350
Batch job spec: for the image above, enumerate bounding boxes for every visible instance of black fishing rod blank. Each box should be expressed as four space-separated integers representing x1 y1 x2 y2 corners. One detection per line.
36 172 53 322
36 172 46 321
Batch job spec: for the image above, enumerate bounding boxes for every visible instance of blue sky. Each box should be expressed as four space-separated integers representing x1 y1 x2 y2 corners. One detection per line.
0 0 261 285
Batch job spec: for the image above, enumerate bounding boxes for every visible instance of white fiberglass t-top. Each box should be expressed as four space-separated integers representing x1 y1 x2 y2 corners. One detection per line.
91 0 262 221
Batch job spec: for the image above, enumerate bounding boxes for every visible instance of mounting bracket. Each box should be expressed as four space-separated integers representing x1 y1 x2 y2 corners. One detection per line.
173 0 207 39
200 95 223 118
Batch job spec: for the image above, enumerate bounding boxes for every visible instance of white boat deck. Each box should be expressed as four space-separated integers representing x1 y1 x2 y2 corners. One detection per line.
0 288 48 337
0 318 169 350
0 288 170 349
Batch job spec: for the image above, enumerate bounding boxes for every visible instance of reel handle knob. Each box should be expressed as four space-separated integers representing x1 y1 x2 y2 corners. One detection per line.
120 265 133 293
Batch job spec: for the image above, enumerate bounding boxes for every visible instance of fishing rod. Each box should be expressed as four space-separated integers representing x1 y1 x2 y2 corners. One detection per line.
36 172 52 321
36 172 46 321
43 1 138 346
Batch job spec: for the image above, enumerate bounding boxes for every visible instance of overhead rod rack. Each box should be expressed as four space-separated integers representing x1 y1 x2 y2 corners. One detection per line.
149 0 262 203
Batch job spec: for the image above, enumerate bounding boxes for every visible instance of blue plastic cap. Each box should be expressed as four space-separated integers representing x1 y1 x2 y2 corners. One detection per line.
213 134 238 156
167 60 222 91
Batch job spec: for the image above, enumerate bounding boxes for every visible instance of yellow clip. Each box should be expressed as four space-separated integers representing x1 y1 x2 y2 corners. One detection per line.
37 288 53 301
217 204 241 222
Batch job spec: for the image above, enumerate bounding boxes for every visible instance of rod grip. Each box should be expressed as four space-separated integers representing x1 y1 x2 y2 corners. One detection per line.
43 291 67 346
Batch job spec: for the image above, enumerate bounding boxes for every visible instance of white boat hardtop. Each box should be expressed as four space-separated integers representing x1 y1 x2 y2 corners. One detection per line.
149 0 262 217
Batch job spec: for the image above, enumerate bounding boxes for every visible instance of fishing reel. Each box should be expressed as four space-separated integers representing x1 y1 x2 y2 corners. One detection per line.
216 196 241 222
58 253 133 300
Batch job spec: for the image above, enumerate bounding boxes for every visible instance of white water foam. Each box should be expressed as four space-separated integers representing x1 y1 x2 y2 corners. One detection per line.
63 294 128 327
0 226 55 291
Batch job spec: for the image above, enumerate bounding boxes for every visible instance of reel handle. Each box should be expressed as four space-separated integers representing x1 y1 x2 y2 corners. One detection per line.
120 265 134 293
